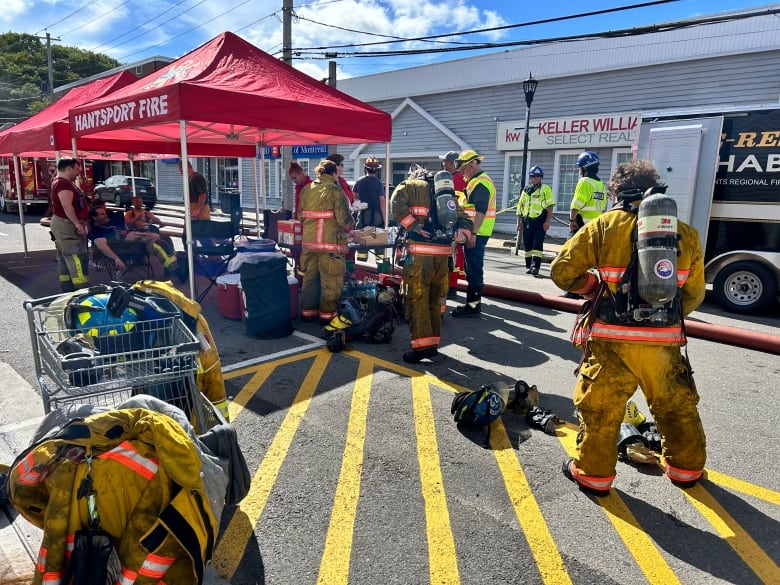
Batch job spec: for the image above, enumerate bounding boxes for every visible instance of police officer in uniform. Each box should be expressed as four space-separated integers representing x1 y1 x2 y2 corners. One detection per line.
391 165 472 363
516 165 554 276
569 151 606 233
550 159 707 497
297 159 354 323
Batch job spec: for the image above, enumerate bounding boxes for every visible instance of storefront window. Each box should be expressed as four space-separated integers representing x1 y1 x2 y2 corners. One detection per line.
506 154 527 206
554 153 580 213
217 158 239 192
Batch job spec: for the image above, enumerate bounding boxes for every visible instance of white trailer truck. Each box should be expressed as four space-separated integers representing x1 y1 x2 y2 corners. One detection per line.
638 105 780 313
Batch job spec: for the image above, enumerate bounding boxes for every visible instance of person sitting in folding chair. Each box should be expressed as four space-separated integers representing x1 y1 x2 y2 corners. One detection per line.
124 195 163 233
89 206 186 281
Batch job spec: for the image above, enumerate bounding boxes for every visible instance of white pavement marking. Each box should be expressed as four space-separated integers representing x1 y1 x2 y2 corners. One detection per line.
221 330 324 373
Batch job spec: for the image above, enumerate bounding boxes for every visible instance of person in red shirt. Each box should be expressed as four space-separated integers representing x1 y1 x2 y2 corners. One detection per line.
440 151 468 299
49 157 90 291
289 162 312 216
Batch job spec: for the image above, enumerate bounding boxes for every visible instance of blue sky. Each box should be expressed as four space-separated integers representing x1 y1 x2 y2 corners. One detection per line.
4 0 775 83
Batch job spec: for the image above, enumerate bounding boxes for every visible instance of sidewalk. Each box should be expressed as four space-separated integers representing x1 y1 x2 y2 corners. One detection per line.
486 232 564 263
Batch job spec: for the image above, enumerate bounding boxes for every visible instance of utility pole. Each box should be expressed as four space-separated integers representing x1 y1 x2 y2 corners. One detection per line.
280 0 294 212
34 31 60 98
326 56 337 157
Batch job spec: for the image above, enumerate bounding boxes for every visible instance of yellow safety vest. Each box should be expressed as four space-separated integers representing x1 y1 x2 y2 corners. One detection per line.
463 173 496 236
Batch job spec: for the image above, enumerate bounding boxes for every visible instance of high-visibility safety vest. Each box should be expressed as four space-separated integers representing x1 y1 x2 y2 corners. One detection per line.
517 183 554 219
9 408 219 585
462 172 496 236
570 176 606 223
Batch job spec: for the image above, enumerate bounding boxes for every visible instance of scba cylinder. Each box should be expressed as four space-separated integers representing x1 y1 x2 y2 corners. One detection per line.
433 170 456 236
636 193 679 306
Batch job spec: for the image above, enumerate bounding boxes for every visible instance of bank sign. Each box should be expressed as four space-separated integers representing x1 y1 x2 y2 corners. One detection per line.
497 113 639 150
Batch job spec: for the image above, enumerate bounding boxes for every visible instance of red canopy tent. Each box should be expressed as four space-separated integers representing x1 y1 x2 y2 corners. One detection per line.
0 70 137 156
68 32 392 155
0 71 143 255
68 31 392 298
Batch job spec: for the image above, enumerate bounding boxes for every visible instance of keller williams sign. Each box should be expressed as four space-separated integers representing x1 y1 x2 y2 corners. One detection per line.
497 113 639 150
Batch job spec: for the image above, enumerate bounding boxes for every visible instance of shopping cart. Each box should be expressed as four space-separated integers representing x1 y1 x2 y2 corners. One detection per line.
24 286 223 434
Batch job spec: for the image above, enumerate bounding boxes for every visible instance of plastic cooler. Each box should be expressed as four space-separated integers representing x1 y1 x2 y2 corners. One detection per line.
216 273 242 320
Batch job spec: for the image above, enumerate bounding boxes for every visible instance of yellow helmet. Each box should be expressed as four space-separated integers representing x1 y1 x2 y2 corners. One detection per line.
455 149 484 172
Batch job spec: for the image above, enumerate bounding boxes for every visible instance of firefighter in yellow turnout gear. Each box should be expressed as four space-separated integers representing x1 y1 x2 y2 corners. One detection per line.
550 160 707 496
391 165 473 364
297 159 354 323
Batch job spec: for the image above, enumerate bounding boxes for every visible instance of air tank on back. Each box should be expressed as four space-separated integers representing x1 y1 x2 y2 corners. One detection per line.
433 170 457 238
636 190 679 306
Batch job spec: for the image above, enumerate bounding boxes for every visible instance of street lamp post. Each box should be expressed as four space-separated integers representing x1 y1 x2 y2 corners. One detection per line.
514 72 539 255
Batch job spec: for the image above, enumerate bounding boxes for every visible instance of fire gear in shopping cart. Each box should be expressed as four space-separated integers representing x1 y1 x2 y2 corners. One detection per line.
9 407 222 585
131 280 231 421
391 166 472 363
550 160 707 494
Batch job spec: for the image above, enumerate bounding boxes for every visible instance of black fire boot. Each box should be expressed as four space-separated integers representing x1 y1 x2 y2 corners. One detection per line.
402 346 439 364
451 287 481 317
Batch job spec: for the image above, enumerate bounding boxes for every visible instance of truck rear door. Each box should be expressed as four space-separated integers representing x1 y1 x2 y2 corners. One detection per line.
637 115 723 253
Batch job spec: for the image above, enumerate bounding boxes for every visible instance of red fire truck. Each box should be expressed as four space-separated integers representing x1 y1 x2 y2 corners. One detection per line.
0 156 94 213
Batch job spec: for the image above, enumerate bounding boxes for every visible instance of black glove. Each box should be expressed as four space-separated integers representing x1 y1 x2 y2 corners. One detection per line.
637 421 662 452
525 406 561 434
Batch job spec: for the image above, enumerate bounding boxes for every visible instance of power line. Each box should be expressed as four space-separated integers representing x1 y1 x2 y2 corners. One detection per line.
57 0 131 39
116 0 258 61
86 0 192 52
293 0 679 51
294 6 780 59
35 0 103 35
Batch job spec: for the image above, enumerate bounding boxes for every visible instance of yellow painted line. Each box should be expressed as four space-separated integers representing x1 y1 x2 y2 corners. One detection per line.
703 469 780 506
317 358 373 585
558 424 682 585
412 376 460 583
681 486 780 584
490 418 573 585
222 349 321 380
227 363 273 421
213 351 331 580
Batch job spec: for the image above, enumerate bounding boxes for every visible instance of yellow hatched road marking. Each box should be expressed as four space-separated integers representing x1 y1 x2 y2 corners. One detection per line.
558 424 683 585
681 486 780 584
213 351 330 580
316 358 374 585
489 418 573 585
704 469 780 506
412 375 460 583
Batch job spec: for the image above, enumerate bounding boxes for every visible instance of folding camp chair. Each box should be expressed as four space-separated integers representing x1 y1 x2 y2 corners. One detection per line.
91 240 154 281
190 219 238 302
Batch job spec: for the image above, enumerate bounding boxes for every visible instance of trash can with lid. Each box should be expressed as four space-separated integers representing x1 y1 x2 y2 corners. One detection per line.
219 191 242 234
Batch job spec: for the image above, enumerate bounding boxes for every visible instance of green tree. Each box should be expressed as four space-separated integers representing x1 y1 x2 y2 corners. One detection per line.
0 32 121 124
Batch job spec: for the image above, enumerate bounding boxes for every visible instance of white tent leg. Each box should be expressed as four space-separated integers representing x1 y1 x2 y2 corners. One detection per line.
179 121 196 299
13 155 29 257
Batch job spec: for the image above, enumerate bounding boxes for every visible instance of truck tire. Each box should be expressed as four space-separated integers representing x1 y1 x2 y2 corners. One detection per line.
114 193 122 206
713 261 777 314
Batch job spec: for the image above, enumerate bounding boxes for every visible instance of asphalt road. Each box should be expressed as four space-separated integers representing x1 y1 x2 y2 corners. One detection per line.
0 209 778 585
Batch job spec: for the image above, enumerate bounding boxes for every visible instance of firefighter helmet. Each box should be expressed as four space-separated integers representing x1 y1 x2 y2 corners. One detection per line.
455 150 484 172
576 151 600 169
529 165 544 177
364 156 382 171
71 293 138 337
